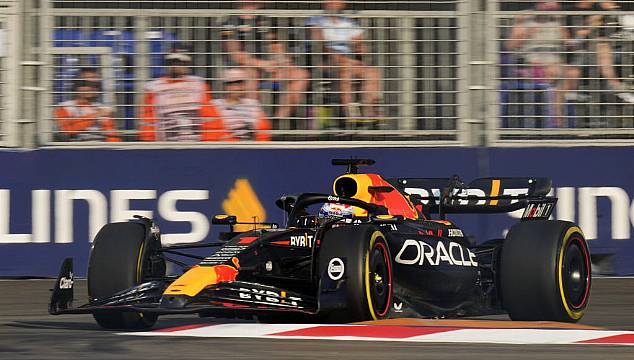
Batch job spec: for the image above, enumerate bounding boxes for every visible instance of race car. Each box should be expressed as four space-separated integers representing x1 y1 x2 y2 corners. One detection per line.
49 159 591 330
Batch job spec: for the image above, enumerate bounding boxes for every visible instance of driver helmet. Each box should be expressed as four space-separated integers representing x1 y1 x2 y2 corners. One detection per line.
318 202 355 220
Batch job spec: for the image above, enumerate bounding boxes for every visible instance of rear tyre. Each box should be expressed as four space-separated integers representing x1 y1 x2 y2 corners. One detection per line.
88 222 164 330
500 220 591 322
318 225 393 323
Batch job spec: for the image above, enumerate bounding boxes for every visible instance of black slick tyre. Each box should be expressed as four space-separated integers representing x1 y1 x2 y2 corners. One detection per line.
88 222 162 330
318 225 393 322
500 220 591 322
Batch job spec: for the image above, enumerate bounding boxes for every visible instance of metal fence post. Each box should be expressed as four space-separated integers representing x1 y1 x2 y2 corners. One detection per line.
18 0 48 149
37 0 52 146
456 0 472 146
400 16 415 131
484 0 500 147
134 15 150 137
1 1 20 147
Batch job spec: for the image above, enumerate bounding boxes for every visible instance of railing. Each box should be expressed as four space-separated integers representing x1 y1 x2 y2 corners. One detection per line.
487 4 634 146
2 1 634 147
39 5 469 146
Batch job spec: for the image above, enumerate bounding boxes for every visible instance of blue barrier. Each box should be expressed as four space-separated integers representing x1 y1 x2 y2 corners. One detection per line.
0 147 632 276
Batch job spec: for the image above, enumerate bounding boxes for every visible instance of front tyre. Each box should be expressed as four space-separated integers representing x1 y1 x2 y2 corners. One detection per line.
88 222 164 330
318 225 393 323
500 220 591 322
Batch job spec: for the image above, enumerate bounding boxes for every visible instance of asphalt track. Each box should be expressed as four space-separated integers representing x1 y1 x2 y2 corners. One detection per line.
1 278 633 359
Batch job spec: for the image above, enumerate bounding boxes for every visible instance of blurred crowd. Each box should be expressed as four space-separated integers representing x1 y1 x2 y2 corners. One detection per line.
502 0 634 127
54 0 382 142
53 0 634 142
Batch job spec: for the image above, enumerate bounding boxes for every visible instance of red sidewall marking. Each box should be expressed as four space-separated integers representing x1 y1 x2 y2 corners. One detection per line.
374 240 392 317
569 236 591 310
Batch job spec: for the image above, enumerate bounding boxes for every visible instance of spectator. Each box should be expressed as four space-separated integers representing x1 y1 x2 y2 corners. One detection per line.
210 68 271 141
221 1 309 121
506 0 579 125
307 0 382 119
54 81 120 142
75 67 111 106
563 1 634 104
139 46 223 141
76 67 102 90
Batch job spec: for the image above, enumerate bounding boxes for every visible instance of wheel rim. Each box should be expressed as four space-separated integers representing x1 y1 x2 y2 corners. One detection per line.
368 240 392 317
562 237 590 310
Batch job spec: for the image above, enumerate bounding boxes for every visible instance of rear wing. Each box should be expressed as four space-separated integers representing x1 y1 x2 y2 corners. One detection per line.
388 176 555 217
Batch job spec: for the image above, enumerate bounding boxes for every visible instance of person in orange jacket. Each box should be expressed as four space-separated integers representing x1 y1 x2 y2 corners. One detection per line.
208 68 272 142
54 81 120 142
139 46 224 141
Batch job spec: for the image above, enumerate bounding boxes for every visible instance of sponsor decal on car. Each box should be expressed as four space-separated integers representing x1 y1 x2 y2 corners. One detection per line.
522 202 555 219
59 272 74 289
447 228 464 237
404 187 529 206
380 223 398 231
238 288 302 307
393 302 403 313
327 257 345 280
394 239 478 267
201 245 248 265
290 234 315 247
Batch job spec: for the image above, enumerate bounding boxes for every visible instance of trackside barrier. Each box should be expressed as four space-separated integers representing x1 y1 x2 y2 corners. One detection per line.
0 147 633 276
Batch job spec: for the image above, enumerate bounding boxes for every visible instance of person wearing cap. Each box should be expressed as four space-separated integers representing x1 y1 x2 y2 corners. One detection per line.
139 46 224 141
207 68 271 141
221 1 309 121
54 81 120 142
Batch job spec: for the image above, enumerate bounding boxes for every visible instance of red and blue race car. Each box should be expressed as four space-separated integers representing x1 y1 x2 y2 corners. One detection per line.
50 159 591 329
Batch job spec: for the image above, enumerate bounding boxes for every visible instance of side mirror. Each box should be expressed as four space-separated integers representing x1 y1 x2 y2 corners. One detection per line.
212 215 237 226
275 195 297 211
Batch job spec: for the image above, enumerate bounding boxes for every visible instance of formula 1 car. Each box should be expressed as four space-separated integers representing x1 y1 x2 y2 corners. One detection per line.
49 159 591 330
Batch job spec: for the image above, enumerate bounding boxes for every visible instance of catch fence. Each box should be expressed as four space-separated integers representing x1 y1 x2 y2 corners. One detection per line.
41 3 469 145
2 1 634 147
488 1 634 145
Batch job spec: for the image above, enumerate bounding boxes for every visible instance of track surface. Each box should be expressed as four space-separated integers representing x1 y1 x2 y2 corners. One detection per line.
1 278 633 359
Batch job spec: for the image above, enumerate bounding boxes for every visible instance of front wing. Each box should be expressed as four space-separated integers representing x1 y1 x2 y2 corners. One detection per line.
49 259 318 317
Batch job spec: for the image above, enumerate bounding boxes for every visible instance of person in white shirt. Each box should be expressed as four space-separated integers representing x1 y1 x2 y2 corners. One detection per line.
308 0 381 119
140 46 222 141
